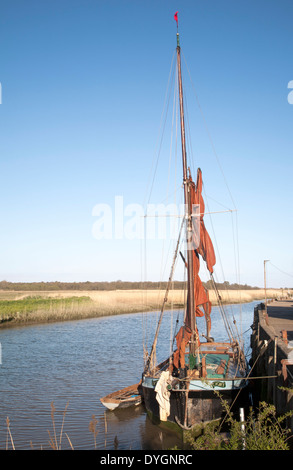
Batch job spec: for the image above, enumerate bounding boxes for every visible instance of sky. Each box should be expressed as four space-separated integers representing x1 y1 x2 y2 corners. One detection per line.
0 0 293 288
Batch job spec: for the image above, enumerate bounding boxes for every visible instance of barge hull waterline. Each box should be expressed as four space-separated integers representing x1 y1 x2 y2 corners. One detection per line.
142 379 247 430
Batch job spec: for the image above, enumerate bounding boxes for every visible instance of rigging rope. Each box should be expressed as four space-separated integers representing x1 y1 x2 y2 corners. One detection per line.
202 189 242 343
143 51 176 209
144 217 185 373
181 51 237 211
141 51 177 358
269 261 293 279
177 50 243 347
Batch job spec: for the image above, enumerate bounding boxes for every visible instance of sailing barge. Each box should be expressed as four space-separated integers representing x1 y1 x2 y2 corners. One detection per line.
141 16 248 431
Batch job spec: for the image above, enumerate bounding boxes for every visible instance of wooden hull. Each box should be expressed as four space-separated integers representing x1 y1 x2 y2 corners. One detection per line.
142 381 240 431
142 343 248 431
100 382 142 411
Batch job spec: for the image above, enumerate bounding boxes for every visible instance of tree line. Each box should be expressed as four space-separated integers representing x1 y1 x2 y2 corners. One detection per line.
0 280 261 291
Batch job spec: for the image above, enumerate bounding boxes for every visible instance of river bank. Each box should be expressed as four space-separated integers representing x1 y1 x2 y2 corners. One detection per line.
0 288 284 328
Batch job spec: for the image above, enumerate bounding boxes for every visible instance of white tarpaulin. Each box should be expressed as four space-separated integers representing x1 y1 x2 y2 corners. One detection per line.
154 371 171 421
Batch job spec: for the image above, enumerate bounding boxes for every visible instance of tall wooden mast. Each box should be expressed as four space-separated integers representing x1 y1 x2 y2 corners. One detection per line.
176 31 196 354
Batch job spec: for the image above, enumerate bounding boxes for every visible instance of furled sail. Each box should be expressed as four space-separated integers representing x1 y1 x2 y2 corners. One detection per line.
173 168 216 369
191 168 216 274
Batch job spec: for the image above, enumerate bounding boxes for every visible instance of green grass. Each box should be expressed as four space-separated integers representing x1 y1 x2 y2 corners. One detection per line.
0 296 92 324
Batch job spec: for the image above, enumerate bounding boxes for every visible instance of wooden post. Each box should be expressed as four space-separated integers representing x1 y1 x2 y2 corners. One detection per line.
273 335 277 406
264 260 269 313
281 330 288 346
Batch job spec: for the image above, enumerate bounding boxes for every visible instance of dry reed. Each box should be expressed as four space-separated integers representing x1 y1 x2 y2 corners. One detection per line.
47 401 70 450
0 288 285 327
89 415 99 449
5 417 15 450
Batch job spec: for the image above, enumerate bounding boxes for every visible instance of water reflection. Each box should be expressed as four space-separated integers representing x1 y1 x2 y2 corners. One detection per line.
102 406 182 450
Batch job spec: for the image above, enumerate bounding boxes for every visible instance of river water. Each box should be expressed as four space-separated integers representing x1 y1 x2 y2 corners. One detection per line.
0 300 259 450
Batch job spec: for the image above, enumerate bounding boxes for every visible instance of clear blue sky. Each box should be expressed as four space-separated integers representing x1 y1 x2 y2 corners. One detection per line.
0 0 292 288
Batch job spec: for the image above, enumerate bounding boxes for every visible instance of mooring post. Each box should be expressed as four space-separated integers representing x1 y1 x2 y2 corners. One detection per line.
239 408 245 450
273 336 278 406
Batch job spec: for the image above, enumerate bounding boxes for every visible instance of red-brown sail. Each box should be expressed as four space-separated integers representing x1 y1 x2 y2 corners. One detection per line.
191 168 216 274
173 168 216 369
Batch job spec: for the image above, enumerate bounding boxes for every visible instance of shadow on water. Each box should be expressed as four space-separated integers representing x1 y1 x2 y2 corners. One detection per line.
103 406 183 450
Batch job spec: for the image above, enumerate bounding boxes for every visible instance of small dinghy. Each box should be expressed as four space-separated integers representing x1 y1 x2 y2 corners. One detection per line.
100 382 142 411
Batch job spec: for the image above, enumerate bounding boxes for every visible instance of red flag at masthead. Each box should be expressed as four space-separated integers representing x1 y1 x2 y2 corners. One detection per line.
174 11 178 25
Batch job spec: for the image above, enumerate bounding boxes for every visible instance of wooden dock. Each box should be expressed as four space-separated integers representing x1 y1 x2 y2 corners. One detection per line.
250 300 293 437
261 300 293 343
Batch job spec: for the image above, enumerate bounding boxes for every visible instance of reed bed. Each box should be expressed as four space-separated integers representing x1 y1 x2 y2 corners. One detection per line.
0 288 283 327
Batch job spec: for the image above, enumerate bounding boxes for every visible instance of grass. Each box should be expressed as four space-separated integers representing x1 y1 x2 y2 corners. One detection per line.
184 394 293 450
0 295 93 325
0 288 283 327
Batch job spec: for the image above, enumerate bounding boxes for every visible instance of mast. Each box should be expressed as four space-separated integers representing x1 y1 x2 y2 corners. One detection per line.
176 30 196 354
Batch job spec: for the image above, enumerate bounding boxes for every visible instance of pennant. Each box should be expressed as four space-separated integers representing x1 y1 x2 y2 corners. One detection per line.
174 11 178 25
